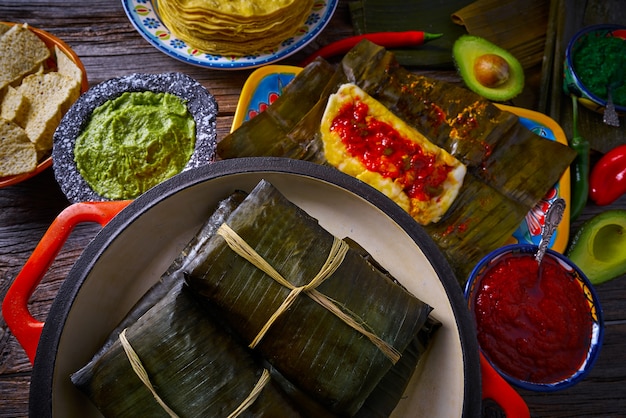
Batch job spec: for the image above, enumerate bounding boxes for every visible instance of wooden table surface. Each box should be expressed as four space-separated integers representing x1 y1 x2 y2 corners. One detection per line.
1 1 625 417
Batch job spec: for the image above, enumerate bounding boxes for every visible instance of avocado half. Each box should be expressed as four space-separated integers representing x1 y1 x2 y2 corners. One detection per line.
452 35 524 102
567 209 626 285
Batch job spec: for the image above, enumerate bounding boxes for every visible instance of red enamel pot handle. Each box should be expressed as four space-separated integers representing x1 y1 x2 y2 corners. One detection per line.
2 200 132 364
481 352 530 417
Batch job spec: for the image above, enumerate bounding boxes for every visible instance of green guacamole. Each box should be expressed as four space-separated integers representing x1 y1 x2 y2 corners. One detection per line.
74 91 196 199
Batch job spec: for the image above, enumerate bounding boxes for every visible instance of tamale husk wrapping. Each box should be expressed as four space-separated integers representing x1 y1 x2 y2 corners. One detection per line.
424 174 529 275
71 282 310 417
363 67 570 207
71 193 337 418
183 180 433 416
71 187 440 417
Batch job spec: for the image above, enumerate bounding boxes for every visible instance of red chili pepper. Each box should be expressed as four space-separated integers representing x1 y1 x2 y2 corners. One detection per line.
300 31 443 66
589 143 626 205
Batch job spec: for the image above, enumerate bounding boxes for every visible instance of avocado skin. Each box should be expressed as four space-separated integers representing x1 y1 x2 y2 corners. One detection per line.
567 209 626 285
452 35 524 102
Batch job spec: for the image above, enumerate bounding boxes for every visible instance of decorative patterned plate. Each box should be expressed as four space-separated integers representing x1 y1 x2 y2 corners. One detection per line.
232 66 571 253
121 0 338 70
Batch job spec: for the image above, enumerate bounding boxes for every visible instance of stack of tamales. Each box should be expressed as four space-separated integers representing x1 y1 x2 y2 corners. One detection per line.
217 41 577 282
71 180 439 417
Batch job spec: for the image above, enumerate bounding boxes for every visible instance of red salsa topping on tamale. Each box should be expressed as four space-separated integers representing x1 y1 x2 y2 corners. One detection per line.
330 98 455 202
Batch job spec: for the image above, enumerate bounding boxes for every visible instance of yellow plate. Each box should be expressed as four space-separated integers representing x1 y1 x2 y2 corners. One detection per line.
232 65 570 253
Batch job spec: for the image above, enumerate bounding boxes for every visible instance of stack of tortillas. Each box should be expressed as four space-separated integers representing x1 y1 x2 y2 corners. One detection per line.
0 23 83 178
156 0 314 56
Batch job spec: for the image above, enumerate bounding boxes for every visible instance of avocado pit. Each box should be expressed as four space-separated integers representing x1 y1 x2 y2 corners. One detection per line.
473 54 510 87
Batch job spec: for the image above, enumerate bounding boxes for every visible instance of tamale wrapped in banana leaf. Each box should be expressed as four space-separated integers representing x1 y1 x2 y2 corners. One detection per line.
72 188 439 417
355 317 441 418
72 280 324 417
217 41 576 282
71 193 336 418
340 53 576 209
183 180 434 416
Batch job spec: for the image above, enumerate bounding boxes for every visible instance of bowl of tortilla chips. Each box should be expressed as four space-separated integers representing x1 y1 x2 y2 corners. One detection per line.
0 22 88 188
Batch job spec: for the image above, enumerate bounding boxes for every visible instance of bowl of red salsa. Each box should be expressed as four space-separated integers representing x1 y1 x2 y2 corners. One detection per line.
465 244 603 391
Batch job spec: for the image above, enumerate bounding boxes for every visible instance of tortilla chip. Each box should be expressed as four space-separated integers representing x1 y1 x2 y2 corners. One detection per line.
0 24 50 92
0 118 37 177
18 71 81 158
0 86 29 127
55 45 83 89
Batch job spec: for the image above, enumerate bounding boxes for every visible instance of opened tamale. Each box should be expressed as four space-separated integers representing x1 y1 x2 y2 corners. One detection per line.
218 41 576 282
183 180 434 416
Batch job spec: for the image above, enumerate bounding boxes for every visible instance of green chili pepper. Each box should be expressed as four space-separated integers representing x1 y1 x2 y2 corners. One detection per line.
569 95 589 222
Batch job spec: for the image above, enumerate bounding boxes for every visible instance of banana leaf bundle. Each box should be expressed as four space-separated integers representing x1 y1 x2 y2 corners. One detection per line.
182 180 434 416
217 41 576 282
72 185 439 417
71 280 323 417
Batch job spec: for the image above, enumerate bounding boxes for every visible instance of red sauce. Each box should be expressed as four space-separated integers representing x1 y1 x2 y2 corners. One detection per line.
472 252 593 384
330 98 454 201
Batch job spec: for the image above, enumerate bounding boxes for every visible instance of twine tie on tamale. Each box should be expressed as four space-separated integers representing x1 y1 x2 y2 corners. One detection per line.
118 328 272 418
217 223 401 363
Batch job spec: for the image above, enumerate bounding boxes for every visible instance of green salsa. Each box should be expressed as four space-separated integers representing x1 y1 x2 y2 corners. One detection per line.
573 33 626 107
74 91 196 199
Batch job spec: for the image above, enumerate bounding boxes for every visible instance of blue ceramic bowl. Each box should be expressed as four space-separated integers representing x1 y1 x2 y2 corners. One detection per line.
563 24 626 115
464 244 604 392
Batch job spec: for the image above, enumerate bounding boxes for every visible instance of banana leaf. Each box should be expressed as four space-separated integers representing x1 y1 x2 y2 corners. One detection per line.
217 41 575 282
216 59 340 162
71 281 316 418
72 193 337 418
72 188 439 417
183 180 433 416
423 173 529 276
451 0 549 70
339 44 577 210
